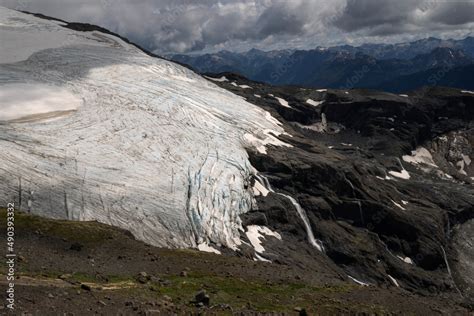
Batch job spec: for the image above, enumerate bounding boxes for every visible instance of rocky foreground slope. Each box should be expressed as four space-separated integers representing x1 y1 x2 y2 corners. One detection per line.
0 7 473 312
2 209 470 314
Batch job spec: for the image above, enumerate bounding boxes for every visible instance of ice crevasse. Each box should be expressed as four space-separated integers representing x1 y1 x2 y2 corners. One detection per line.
0 7 289 250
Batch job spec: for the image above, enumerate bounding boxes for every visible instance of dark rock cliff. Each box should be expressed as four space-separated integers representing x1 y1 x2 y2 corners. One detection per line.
209 73 474 305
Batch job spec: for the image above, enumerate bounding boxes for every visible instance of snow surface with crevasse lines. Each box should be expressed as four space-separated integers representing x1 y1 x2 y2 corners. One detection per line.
0 7 288 250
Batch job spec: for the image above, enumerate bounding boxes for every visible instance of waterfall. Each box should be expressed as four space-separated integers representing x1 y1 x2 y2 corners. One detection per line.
255 174 324 252
344 175 364 225
440 246 463 297
277 193 324 252
255 174 273 192
321 112 328 132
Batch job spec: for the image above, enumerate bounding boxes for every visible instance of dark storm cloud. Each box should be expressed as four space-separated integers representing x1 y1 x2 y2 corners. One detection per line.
255 2 309 37
334 0 421 33
429 1 474 25
334 0 474 36
0 0 473 53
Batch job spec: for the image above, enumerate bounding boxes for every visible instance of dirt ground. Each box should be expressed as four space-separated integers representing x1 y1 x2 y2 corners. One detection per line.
0 210 471 315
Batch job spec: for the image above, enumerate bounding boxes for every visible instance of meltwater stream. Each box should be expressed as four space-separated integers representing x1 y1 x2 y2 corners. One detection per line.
255 174 324 252
277 193 325 252
343 175 365 225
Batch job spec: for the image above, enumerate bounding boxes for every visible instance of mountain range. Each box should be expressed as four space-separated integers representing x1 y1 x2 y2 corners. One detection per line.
326 37 474 60
171 37 474 92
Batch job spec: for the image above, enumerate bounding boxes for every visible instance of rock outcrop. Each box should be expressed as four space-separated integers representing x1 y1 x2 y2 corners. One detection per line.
208 73 474 302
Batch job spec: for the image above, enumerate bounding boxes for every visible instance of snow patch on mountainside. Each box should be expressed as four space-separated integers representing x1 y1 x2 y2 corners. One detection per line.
348 275 369 286
244 129 292 155
403 147 437 167
197 243 221 254
0 7 285 250
245 225 282 253
389 169 411 180
253 179 270 197
204 75 228 82
275 97 291 108
238 84 252 89
306 99 324 107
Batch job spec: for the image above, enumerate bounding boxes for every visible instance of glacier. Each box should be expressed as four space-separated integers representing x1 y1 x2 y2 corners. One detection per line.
0 7 286 249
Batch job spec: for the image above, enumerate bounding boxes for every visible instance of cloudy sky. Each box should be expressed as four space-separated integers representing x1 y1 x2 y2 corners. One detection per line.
1 0 474 54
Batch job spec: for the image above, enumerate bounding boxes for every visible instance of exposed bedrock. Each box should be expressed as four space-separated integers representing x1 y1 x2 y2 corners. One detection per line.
210 73 474 297
249 145 472 293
